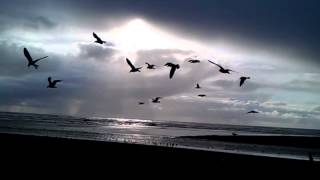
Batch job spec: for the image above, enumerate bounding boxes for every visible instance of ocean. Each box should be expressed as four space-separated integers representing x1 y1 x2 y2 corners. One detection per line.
0 111 319 161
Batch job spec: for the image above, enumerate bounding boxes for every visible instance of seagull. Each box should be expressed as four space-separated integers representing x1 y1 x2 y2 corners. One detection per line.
152 97 161 103
208 60 236 74
188 60 201 63
247 110 259 114
93 32 106 44
126 58 142 72
198 94 206 97
240 77 250 87
139 102 145 105
145 62 156 69
23 48 48 69
195 83 201 89
165 62 180 79
47 77 62 88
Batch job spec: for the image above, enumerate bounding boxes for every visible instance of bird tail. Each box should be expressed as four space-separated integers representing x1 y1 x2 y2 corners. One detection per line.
34 64 39 69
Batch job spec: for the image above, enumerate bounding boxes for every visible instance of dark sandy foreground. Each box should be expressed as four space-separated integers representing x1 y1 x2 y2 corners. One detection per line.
0 133 319 173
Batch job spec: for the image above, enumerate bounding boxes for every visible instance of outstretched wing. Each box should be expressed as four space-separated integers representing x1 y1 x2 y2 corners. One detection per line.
53 80 62 84
240 78 245 86
93 32 101 41
34 56 48 63
24 48 33 62
165 62 174 67
169 67 176 79
126 58 136 69
208 60 223 69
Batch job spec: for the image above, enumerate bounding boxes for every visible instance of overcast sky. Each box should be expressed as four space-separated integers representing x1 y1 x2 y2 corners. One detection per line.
1 0 320 129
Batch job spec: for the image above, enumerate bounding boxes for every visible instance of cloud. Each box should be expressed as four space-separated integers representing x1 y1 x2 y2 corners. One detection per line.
78 43 117 62
0 42 61 77
314 106 320 112
23 16 57 30
1 1 320 129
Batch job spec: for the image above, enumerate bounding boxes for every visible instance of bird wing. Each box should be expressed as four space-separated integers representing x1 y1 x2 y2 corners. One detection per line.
240 78 245 86
165 62 174 67
169 67 176 79
93 32 98 39
24 48 33 62
34 56 48 63
126 58 136 69
53 80 62 84
93 32 102 41
208 60 223 69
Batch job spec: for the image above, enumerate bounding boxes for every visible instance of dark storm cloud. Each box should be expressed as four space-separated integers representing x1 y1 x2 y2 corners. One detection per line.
2 0 320 62
10 0 317 63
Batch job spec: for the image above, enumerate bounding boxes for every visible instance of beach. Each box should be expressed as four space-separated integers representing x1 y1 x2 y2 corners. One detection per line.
1 133 319 171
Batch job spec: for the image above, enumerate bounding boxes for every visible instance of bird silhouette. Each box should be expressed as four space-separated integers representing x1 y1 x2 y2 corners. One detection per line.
232 132 238 136
195 83 201 89
188 60 201 63
139 102 145 105
198 94 206 97
23 48 48 69
165 62 180 79
126 58 142 72
93 32 106 44
247 110 259 114
240 77 250 87
208 60 236 74
145 62 156 69
152 97 161 103
47 77 62 88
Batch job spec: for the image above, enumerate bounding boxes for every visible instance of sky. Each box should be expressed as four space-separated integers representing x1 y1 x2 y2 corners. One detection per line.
1 0 320 129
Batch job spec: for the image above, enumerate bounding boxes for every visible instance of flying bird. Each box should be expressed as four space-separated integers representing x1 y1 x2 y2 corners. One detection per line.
198 94 206 97
165 62 180 79
93 32 106 44
145 62 156 69
126 58 142 72
240 77 250 87
208 60 236 74
247 110 259 114
23 48 48 69
139 102 145 105
188 60 201 63
152 97 161 103
47 77 62 88
195 83 201 89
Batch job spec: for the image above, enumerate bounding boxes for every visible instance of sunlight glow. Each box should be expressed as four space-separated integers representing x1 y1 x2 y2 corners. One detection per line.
106 19 199 52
